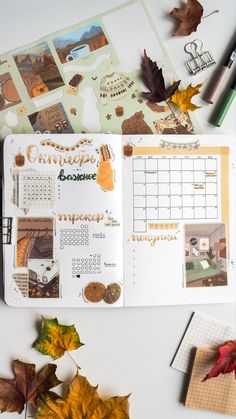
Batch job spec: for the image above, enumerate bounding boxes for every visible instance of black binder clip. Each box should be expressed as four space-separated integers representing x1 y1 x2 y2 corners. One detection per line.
0 217 13 244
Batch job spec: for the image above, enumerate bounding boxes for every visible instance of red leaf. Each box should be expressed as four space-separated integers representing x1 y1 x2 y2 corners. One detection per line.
203 340 236 381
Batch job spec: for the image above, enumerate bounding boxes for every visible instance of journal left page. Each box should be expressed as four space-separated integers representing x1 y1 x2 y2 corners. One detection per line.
3 133 123 307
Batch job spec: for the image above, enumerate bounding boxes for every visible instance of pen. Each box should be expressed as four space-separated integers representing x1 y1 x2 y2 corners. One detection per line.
212 75 236 127
205 41 236 104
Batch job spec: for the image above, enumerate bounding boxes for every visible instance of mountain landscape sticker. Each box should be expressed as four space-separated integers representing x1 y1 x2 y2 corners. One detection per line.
13 42 64 98
52 21 109 64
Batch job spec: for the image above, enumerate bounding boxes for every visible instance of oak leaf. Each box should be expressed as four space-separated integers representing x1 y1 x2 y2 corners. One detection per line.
35 372 130 419
141 50 180 103
33 317 84 360
170 0 203 36
169 82 203 112
203 340 236 381
0 359 61 414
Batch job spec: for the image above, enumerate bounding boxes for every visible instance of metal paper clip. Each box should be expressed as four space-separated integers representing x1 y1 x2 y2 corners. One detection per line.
184 39 216 75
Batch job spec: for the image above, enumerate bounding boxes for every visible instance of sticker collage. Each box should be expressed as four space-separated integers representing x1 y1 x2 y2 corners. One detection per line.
3 134 236 307
0 0 198 140
4 134 123 306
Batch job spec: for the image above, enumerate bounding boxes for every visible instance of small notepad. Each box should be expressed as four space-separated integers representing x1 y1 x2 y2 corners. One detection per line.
185 348 236 416
171 312 236 373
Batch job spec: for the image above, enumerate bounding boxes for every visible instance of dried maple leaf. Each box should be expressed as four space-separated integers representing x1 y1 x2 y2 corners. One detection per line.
33 317 84 360
141 50 180 103
203 340 236 381
169 82 203 112
170 0 204 36
35 372 130 419
0 359 61 414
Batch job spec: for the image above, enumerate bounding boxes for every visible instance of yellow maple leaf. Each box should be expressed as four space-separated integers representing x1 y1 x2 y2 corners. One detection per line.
33 318 84 360
169 82 203 112
35 373 130 419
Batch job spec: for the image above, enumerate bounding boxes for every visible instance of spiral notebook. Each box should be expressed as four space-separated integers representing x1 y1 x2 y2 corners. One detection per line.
2 133 236 307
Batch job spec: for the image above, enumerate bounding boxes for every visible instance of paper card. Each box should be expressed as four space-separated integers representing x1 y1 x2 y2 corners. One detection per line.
0 0 199 139
28 259 60 298
171 312 236 373
185 348 236 416
52 21 109 64
185 223 227 288
0 73 21 111
16 217 54 268
13 42 64 98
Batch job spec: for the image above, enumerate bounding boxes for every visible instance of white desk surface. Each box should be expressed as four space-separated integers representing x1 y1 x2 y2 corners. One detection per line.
1 0 236 418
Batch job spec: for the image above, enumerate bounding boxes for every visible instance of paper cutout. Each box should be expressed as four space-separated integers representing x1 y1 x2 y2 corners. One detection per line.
185 348 236 416
12 273 28 297
0 2 199 138
80 87 101 132
5 110 18 127
122 111 153 134
53 22 109 64
28 103 73 134
185 224 226 288
100 72 134 104
154 112 194 134
17 171 56 212
62 53 111 73
13 42 64 98
28 259 60 298
0 73 21 111
171 312 236 373
0 124 12 138
17 218 54 268
96 144 114 191
33 90 63 108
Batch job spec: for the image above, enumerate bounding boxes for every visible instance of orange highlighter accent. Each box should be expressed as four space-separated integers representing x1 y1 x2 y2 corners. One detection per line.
96 144 114 191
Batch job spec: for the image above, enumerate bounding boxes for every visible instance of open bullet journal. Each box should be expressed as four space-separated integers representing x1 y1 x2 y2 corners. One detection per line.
2 134 236 307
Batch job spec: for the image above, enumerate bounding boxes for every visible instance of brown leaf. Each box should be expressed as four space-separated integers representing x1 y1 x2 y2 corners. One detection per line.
0 360 61 414
203 341 236 381
170 0 204 36
141 50 180 103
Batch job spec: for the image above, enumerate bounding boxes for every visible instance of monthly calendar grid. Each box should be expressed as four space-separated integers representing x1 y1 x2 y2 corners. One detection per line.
133 156 219 232
19 171 56 210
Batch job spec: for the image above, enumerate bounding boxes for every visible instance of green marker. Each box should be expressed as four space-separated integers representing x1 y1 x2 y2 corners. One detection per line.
212 75 236 127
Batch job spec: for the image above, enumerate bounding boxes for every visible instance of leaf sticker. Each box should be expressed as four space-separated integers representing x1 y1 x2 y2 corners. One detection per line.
170 0 204 36
141 50 180 103
203 340 236 381
33 317 84 360
169 82 203 112
35 373 130 419
0 360 61 414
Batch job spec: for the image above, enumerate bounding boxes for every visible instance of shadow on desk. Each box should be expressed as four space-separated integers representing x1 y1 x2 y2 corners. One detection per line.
0 140 4 301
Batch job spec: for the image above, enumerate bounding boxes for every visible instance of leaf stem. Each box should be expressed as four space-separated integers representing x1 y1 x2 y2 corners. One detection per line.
24 403 27 419
165 100 179 123
66 351 81 370
202 10 219 19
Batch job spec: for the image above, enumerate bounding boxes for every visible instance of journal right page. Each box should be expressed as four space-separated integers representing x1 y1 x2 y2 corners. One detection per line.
123 135 236 306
